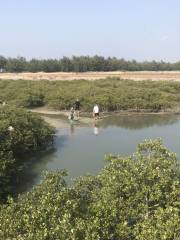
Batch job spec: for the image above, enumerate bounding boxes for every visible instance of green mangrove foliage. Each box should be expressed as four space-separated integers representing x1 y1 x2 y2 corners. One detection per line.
0 139 179 239
1 55 180 72
0 106 55 202
1 78 180 111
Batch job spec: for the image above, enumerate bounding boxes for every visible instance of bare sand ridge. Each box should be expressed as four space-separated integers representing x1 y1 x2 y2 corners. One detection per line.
1 71 180 81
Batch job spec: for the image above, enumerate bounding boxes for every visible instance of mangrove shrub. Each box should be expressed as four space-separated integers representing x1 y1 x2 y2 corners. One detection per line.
0 139 179 239
0 106 55 202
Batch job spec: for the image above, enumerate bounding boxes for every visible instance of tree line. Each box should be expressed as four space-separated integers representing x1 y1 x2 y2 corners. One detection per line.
1 55 180 72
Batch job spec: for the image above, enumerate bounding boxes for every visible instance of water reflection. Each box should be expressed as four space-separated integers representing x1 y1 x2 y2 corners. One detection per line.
100 114 180 129
14 134 68 195
14 147 56 195
15 113 180 195
93 122 99 136
70 124 75 135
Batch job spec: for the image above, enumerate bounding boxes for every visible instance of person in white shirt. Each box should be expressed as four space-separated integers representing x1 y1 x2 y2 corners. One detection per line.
93 104 99 120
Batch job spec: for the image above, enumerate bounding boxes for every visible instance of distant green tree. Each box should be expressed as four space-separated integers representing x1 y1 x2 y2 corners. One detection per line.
5 57 27 72
0 56 7 71
60 56 72 72
2 55 180 72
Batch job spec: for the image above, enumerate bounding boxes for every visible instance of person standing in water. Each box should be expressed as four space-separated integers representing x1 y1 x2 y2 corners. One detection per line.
69 107 75 122
74 98 80 119
93 104 100 120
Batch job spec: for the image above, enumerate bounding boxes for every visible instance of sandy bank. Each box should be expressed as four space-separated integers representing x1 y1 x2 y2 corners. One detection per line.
1 71 180 81
30 107 97 126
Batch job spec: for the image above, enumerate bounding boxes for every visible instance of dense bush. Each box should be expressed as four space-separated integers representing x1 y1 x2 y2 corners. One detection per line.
1 55 180 72
22 92 45 108
0 139 179 239
0 106 55 202
0 78 180 111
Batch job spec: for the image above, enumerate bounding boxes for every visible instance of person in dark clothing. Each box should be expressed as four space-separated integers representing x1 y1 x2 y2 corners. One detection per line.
74 98 80 119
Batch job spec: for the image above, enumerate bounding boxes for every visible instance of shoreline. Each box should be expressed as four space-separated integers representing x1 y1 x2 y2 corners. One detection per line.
30 106 180 119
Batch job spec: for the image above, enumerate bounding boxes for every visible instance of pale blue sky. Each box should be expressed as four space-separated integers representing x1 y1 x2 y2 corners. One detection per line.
1 0 180 61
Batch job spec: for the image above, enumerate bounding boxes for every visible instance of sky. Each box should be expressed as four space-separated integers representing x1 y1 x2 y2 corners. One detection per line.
0 0 180 61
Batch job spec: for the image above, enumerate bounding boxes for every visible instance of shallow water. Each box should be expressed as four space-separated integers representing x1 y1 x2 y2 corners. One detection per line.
18 113 180 193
